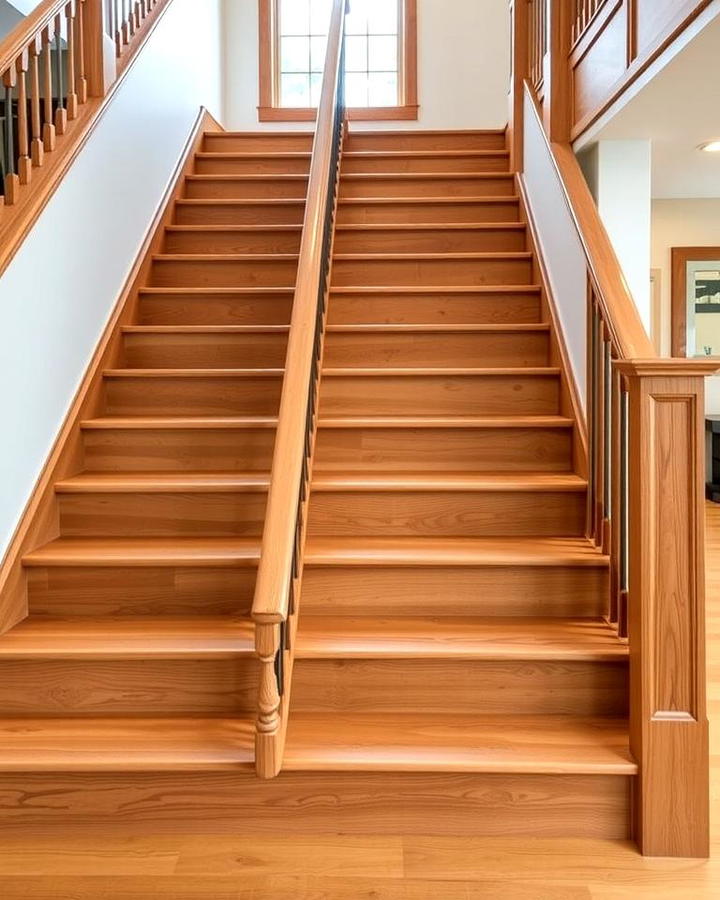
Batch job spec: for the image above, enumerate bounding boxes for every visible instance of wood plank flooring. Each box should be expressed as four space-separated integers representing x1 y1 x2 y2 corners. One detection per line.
1 501 718 897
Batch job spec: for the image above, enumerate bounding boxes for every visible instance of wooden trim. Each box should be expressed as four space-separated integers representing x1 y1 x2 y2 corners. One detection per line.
258 0 418 123
508 0 529 172
0 0 175 281
0 108 219 636
670 246 720 358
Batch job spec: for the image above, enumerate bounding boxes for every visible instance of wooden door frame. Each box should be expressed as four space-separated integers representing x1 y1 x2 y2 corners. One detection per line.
671 246 720 357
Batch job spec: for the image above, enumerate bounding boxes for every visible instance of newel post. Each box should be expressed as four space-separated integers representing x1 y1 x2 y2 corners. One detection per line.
255 621 282 779
508 0 529 172
617 359 717 858
83 0 117 97
543 0 572 142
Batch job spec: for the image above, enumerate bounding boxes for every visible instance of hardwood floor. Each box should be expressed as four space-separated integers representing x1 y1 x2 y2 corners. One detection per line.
1 501 717 897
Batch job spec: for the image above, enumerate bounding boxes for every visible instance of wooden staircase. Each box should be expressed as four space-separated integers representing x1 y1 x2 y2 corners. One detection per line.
0 127 636 838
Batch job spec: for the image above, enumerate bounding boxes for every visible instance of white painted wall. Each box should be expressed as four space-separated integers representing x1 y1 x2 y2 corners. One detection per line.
0 0 223 557
652 198 720 412
0 0 24 39
222 0 510 131
522 90 587 406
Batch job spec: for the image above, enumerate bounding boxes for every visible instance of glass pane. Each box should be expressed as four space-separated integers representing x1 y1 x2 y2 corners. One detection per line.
345 35 368 72
346 72 369 106
280 0 310 36
368 71 398 106
367 0 398 34
310 71 323 106
310 0 333 33
368 36 397 71
688 262 720 357
345 5 368 35
311 34 328 72
280 36 310 74
281 73 311 107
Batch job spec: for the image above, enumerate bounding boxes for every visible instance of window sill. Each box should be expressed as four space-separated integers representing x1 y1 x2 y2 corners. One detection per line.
258 105 420 123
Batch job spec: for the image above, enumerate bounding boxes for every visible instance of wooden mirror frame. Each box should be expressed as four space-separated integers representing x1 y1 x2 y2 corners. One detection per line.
671 246 720 357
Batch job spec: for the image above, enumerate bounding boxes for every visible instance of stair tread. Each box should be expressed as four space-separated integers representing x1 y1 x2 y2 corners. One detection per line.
55 472 271 492
342 173 515 180
326 324 548 333
296 617 627 661
123 325 290 334
329 285 541 294
185 174 309 181
138 286 296 294
336 223 525 231
174 198 306 205
195 152 311 159
304 536 609 567
283 713 636 775
344 150 510 158
0 617 254 659
82 416 279 429
152 253 300 261
103 368 284 378
321 367 559 376
334 251 533 260
0 717 254 772
311 472 586 491
23 537 262 568
318 415 574 428
338 196 520 205
164 225 303 232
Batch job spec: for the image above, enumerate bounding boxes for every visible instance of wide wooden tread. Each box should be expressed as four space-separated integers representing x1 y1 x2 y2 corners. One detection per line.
81 416 279 430
335 223 525 232
343 150 510 159
23 537 262 568
338 196 520 205
283 714 636 775
195 152 311 160
326 323 549 334
329 285 542 295
164 225 303 233
304 536 609 567
123 325 290 334
185 174 309 182
55 472 272 493
174 198 306 207
103 368 284 378
333 251 533 261
321 367 559 377
0 617 254 659
0 717 254 772
311 472 586 491
341 173 515 181
151 253 300 263
318 415 574 429
296 617 627 661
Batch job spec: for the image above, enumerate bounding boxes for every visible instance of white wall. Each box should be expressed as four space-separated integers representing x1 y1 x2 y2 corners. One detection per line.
652 198 720 412
0 0 223 557
222 0 510 131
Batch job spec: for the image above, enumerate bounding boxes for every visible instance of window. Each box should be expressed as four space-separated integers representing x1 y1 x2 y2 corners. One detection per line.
259 0 418 122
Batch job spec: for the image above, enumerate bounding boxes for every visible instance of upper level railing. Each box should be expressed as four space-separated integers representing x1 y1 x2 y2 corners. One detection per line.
0 0 171 274
252 0 347 780
511 0 715 858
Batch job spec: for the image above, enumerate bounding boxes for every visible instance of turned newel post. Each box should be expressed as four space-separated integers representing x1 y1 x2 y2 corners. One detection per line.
617 359 718 858
255 620 282 779
83 0 116 97
508 0 529 172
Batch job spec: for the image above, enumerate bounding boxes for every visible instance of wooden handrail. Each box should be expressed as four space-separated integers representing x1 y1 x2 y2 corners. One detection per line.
252 0 347 779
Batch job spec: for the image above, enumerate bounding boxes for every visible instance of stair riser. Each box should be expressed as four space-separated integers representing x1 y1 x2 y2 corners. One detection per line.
345 133 507 152
58 492 269 538
139 293 293 326
323 331 549 368
184 178 308 200
340 176 515 199
301 566 609 617
307 491 585 537
0 659 258 716
173 202 306 226
331 257 533 287
203 134 314 152
123 332 289 368
314 426 574 472
194 157 311 175
334 227 527 254
83 427 276 473
291 659 628 716
327 292 542 325
163 229 302 254
27 567 257 618
103 376 282 417
318 374 560 417
0 771 632 839
337 200 520 225
342 154 510 174
149 259 298 289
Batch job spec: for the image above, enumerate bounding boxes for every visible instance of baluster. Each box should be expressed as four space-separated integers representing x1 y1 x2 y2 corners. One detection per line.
75 0 87 104
29 37 43 166
15 52 31 185
42 24 56 151
601 329 612 552
65 2 78 120
618 381 629 638
54 14 67 135
122 0 132 46
256 622 282 778
609 362 621 629
586 292 598 539
2 64 19 205
593 307 606 542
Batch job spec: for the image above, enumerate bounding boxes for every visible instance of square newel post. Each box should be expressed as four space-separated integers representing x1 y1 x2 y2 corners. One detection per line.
83 0 117 97
508 0 529 173
616 359 719 858
543 0 572 142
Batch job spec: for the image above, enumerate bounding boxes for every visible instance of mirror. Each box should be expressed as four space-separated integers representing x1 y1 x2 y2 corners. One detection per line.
671 247 720 358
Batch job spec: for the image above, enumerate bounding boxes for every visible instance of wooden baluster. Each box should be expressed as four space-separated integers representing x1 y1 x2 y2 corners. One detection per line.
54 14 67 135
617 359 716 858
609 362 622 630
29 37 43 167
42 24 56 151
65 2 78 120
256 622 282 779
618 377 629 638
593 311 606 543
15 52 31 185
75 0 87 104
601 327 612 552
2 64 20 205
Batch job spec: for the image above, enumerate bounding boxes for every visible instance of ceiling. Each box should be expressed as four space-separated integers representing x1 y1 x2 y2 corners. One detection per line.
580 10 720 199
